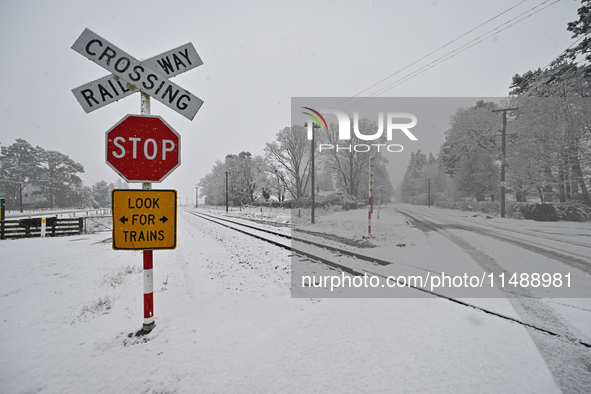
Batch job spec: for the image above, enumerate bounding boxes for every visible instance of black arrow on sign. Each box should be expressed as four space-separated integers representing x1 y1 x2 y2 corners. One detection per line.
160 216 168 224
120 216 129 224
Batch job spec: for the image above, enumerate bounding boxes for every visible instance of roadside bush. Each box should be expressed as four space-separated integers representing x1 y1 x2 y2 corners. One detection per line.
318 193 358 211
435 200 590 221
516 202 590 222
559 204 591 221
518 203 559 221
260 200 293 209
276 193 358 211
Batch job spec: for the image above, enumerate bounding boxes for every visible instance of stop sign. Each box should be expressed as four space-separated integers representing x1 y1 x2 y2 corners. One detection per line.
105 115 180 182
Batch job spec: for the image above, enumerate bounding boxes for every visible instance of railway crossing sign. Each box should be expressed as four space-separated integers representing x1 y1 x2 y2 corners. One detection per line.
112 189 177 250
106 115 180 182
71 28 204 120
72 43 202 114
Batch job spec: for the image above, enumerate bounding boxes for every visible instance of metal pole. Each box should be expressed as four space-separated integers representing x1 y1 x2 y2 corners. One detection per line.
195 186 198 208
141 91 155 333
225 171 229 212
19 182 23 213
377 188 381 219
428 178 431 208
368 156 374 234
311 125 315 224
502 115 506 218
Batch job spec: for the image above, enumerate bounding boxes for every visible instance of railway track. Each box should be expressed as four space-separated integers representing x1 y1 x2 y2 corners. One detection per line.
186 209 434 271
184 208 375 275
183 207 591 350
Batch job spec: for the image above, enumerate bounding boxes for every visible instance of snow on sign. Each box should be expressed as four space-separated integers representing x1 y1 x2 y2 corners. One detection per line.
112 189 177 250
106 115 180 183
71 28 204 120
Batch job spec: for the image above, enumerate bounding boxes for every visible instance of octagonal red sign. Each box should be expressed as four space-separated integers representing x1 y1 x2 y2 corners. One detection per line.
105 115 180 182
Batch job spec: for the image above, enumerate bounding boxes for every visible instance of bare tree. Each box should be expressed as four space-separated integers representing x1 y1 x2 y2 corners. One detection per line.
320 117 385 199
265 125 311 199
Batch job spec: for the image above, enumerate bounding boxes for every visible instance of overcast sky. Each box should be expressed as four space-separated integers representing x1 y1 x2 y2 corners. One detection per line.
0 0 582 204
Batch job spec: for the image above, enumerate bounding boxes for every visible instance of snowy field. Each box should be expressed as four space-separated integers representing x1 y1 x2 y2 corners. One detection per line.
1 206 590 393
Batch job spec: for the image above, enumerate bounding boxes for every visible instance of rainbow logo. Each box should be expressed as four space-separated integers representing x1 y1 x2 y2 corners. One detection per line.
302 107 328 130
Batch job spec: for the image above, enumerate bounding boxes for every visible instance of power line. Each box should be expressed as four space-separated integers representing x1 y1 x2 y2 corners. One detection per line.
336 0 530 109
339 0 561 112
366 0 559 97
342 0 559 111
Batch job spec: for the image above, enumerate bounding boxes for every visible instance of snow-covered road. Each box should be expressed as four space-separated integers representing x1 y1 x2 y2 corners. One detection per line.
396 204 591 392
1 207 588 393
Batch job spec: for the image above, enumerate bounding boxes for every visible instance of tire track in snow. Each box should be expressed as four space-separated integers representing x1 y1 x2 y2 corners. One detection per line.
396 205 591 393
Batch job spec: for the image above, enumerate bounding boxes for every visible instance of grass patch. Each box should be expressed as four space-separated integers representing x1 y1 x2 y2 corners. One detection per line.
100 265 142 288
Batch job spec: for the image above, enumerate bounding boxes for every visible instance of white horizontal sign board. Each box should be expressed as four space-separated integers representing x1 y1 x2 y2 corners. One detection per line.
72 29 203 120
72 43 202 114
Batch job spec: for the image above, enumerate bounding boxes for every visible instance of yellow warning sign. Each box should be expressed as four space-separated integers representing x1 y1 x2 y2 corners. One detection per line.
111 189 177 250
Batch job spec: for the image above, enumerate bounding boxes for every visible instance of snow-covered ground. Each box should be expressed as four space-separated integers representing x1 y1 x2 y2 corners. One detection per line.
1 206 589 393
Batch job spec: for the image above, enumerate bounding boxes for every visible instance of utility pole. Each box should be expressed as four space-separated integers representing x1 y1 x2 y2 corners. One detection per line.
368 156 374 235
428 178 431 208
225 171 229 213
377 187 382 219
309 122 320 224
492 107 518 218
19 182 23 213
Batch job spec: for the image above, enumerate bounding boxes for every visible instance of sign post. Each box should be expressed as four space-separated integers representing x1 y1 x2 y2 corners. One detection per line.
141 91 154 332
112 189 177 332
72 28 203 333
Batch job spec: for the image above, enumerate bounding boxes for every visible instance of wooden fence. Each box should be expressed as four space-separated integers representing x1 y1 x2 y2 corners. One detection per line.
0 217 83 239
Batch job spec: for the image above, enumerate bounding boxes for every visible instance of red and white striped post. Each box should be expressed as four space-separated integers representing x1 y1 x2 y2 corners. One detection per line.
143 249 154 330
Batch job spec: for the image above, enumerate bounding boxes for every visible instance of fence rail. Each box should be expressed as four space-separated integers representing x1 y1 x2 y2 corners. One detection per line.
0 217 83 239
82 216 112 234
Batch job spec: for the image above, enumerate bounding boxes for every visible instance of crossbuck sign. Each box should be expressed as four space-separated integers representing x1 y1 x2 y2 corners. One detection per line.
71 29 203 120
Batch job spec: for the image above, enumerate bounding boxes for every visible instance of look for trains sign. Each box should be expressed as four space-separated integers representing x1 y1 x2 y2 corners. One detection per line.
112 189 177 250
